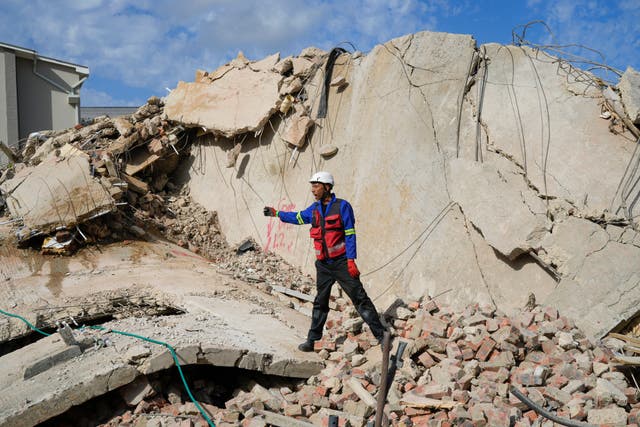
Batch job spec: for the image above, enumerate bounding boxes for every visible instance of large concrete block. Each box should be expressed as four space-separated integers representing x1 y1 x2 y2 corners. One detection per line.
265 358 323 379
544 241 640 338
478 44 633 214
619 66 640 124
164 68 283 138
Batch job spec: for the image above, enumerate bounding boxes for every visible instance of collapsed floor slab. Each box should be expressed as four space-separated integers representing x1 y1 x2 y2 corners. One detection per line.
0 236 326 425
0 312 322 427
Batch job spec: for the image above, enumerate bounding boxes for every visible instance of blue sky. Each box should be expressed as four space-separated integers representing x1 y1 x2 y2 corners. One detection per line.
0 0 638 106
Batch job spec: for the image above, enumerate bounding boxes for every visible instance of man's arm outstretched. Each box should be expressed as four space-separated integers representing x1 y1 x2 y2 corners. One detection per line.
263 203 315 225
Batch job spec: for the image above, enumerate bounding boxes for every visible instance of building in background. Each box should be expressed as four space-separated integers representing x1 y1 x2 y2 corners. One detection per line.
80 106 138 125
0 42 89 163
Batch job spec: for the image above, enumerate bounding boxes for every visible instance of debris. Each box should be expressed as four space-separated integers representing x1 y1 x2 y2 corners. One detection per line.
236 238 255 254
319 144 338 158
226 142 243 168
164 65 284 138
279 94 294 114
82 300 640 426
0 140 18 164
0 144 118 237
618 66 640 125
281 113 314 148
330 75 347 89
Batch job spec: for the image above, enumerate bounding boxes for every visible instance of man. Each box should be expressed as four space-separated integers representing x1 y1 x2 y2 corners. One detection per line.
263 171 386 352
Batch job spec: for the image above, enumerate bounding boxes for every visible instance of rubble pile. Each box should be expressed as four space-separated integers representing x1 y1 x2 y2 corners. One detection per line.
0 95 190 251
90 300 638 427
0 46 329 261
159 186 315 292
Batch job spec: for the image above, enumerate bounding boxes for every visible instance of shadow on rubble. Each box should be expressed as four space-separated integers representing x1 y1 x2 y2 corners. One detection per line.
40 365 303 427
174 112 315 184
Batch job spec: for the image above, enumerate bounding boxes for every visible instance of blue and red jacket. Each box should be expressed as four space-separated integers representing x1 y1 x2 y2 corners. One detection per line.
277 194 357 261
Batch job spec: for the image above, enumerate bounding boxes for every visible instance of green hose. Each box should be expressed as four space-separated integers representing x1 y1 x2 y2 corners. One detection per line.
90 326 215 427
0 308 51 336
0 309 214 427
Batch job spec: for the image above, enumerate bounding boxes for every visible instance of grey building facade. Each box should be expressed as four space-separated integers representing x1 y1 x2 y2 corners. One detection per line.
0 42 89 165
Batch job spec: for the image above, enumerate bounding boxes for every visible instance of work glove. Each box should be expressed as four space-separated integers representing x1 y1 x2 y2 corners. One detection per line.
263 206 277 217
347 259 360 279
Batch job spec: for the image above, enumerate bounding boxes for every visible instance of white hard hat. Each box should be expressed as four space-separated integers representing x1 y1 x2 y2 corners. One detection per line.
309 171 334 186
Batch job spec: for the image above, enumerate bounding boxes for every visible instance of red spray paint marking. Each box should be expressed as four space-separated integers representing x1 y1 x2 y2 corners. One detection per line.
264 199 299 254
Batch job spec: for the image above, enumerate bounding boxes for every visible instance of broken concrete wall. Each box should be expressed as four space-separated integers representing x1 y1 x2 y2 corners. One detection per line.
182 31 640 338
473 44 636 215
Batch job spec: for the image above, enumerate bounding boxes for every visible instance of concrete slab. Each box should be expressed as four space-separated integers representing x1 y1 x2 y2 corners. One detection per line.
478 44 635 214
544 240 640 338
0 144 115 234
164 67 283 138
449 158 547 259
0 310 322 426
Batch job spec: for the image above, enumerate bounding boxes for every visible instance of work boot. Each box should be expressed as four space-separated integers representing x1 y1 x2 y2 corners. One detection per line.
298 340 315 352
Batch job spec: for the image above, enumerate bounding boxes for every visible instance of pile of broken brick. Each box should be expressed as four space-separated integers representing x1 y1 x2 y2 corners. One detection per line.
98 299 637 427
0 96 191 253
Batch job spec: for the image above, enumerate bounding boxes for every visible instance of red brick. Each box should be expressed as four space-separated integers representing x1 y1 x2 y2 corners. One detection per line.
418 351 436 368
465 338 483 352
315 386 328 397
422 299 438 313
410 414 432 426
523 410 538 423
446 342 463 360
351 368 366 377
405 407 429 416
485 407 510 427
419 383 451 399
460 346 475 360
314 339 336 352
476 337 496 361
546 374 569 388
541 340 557 354
421 315 449 337
452 389 470 403
456 374 474 391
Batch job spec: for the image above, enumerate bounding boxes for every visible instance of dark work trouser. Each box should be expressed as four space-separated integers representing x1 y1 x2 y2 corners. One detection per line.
307 257 385 342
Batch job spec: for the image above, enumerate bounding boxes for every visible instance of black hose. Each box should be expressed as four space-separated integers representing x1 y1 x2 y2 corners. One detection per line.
509 386 596 427
317 48 347 119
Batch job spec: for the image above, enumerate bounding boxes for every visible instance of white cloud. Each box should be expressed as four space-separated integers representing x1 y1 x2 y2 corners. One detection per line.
0 0 442 101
